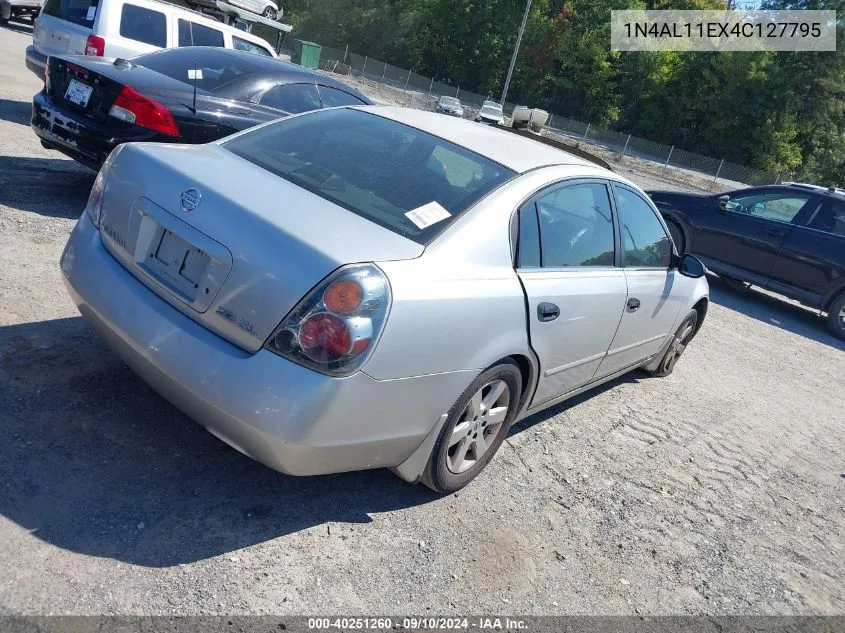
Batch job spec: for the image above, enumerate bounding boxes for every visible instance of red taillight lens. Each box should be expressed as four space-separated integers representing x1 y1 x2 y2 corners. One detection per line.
85 34 105 56
299 313 351 360
109 85 181 137
265 264 390 377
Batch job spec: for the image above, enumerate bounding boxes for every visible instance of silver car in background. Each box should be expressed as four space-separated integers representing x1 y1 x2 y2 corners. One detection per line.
60 106 709 492
435 95 464 118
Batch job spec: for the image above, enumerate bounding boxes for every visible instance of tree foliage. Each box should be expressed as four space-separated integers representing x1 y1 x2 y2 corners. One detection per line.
287 0 843 185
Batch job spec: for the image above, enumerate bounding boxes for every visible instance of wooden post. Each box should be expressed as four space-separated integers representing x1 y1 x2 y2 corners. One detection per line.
583 123 590 141
404 68 411 91
428 77 434 96
362 56 367 75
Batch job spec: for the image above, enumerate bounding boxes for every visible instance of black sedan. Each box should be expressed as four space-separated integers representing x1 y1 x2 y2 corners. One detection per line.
647 183 845 339
32 46 371 170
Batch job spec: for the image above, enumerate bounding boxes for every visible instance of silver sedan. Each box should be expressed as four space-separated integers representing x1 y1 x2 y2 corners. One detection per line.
60 106 709 493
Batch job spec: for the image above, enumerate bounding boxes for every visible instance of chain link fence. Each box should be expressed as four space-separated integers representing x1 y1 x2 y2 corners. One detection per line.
308 43 780 191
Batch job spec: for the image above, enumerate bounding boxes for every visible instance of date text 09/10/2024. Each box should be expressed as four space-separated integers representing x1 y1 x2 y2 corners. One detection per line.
307 617 528 630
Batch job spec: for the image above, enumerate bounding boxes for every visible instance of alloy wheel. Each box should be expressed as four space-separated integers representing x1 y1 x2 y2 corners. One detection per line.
661 319 696 374
446 379 510 474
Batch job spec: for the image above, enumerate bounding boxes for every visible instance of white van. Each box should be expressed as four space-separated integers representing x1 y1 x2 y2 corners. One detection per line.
25 0 278 78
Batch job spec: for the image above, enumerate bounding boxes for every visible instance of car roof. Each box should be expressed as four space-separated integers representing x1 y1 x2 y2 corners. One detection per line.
361 106 596 173
782 182 845 199
136 47 369 98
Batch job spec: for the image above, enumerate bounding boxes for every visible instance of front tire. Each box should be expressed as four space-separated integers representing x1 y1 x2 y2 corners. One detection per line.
647 309 698 377
826 293 845 341
421 361 522 493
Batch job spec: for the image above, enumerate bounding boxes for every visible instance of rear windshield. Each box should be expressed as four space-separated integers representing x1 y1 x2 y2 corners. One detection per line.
42 0 98 26
135 47 261 92
222 108 515 244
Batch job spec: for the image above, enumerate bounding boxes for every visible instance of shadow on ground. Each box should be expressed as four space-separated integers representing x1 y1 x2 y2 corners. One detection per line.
0 97 32 126
0 316 443 567
0 314 634 568
706 274 845 351
0 155 93 219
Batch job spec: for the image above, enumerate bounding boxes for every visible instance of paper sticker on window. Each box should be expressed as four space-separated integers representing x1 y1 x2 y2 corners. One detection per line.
405 201 451 229
188 69 203 80
85 5 96 20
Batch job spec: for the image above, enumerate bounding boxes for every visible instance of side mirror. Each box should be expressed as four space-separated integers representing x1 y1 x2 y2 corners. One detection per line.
679 253 706 278
718 195 730 211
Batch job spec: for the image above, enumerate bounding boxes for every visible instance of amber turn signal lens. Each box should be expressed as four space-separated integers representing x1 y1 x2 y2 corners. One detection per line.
323 279 363 314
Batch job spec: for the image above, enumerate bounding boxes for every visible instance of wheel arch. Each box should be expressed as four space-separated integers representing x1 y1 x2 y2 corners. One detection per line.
692 296 709 336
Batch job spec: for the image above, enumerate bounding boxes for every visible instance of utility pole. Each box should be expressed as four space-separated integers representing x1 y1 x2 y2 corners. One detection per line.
499 0 532 106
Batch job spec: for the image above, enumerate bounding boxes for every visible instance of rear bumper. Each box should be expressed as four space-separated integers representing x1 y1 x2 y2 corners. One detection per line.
60 216 472 478
31 91 160 170
25 45 46 78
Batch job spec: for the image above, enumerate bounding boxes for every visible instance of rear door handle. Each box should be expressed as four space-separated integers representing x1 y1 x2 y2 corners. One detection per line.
537 302 560 322
766 228 786 237
627 297 641 312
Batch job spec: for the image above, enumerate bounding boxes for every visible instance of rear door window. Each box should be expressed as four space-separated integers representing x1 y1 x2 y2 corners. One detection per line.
42 0 98 27
177 19 225 47
535 182 615 267
259 83 322 114
119 4 167 48
222 108 515 244
232 36 273 56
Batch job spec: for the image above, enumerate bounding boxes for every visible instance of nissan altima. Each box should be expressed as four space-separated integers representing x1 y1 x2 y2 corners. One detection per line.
60 106 709 492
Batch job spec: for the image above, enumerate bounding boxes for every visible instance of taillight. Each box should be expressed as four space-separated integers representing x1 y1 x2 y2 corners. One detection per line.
85 34 105 56
44 56 51 89
108 85 181 137
84 144 125 228
264 264 391 376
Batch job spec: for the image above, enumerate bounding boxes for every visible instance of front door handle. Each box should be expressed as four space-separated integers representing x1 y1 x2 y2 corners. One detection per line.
627 297 641 312
537 302 560 322
766 228 785 237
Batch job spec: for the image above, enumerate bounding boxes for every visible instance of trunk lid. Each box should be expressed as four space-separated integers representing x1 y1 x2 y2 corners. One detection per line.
34 0 99 57
46 55 195 128
98 142 424 352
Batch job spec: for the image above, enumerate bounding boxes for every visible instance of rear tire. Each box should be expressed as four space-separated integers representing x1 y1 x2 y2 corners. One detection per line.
647 309 698 377
421 361 522 493
666 220 685 255
826 293 845 341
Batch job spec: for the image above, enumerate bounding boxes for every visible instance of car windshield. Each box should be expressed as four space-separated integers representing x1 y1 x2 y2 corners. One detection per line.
135 47 263 92
481 105 502 116
223 108 515 244
439 97 460 107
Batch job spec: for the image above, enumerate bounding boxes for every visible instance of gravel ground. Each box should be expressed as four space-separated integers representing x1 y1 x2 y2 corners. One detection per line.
1 23 844 617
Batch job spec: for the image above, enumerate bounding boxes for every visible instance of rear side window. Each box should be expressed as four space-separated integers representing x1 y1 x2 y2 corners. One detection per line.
119 4 166 48
42 0 98 26
614 185 672 268
259 83 322 114
233 36 272 56
806 199 845 237
223 108 515 244
318 85 367 108
178 19 225 48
